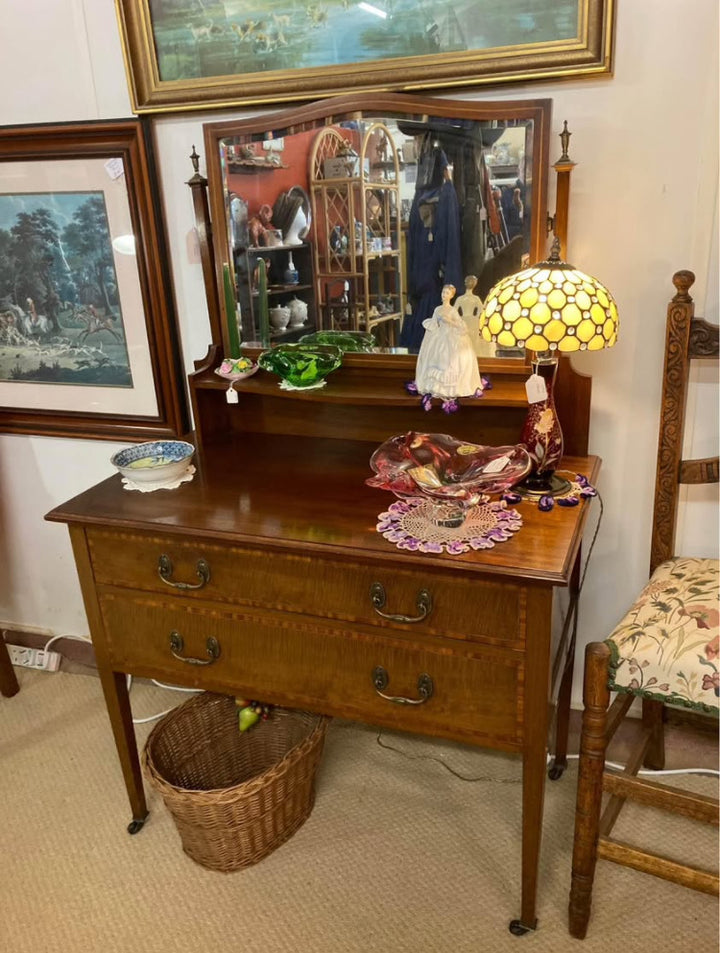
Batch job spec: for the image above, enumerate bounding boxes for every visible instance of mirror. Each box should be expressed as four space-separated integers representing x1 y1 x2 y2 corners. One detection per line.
199 93 554 361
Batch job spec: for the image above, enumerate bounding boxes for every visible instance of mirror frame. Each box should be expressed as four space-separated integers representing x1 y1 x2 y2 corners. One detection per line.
196 92 555 367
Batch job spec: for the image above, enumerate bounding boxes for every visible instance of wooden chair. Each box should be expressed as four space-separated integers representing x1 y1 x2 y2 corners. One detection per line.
0 636 20 698
568 270 719 938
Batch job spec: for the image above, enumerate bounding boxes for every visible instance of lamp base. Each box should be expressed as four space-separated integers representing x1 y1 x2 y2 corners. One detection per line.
517 472 573 499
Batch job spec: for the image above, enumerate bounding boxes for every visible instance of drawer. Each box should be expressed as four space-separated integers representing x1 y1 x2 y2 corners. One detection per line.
87 529 524 647
97 591 523 749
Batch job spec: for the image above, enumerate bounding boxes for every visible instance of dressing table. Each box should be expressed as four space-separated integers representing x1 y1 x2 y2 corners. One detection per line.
47 348 598 935
47 93 598 934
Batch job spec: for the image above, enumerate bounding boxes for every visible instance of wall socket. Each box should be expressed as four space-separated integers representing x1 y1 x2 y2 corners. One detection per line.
6 644 61 672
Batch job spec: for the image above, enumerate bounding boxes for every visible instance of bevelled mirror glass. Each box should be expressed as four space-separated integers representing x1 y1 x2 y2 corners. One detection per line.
199 94 553 360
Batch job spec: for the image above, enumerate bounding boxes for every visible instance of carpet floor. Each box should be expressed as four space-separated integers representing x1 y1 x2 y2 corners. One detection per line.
1 669 717 952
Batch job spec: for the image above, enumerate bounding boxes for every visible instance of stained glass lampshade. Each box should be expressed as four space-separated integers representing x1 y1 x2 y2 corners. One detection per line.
478 242 619 493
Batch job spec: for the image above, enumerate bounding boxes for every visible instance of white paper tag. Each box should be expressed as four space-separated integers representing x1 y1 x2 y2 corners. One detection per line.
525 373 548 404
225 386 239 404
483 454 511 474
104 157 124 180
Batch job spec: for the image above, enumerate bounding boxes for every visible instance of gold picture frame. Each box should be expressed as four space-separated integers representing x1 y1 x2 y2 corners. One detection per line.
116 0 615 114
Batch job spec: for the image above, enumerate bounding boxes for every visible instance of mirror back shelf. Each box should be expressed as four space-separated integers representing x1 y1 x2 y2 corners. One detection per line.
196 93 556 355
187 94 589 464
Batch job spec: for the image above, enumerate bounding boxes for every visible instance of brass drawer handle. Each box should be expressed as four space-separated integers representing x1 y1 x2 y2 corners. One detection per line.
158 554 210 590
372 666 434 705
169 631 220 665
369 582 433 623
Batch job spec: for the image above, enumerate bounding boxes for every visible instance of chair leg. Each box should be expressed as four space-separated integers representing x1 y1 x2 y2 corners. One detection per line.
642 698 666 770
0 637 20 697
569 642 611 939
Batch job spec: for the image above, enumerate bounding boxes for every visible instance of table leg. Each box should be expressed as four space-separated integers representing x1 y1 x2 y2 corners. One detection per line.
97 665 148 834
509 586 553 935
0 637 20 697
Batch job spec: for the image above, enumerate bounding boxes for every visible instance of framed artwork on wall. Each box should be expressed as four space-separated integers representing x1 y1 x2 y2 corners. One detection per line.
116 0 615 113
0 120 189 441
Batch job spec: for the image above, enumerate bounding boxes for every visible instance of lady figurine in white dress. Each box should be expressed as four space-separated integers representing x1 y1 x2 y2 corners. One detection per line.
414 284 482 399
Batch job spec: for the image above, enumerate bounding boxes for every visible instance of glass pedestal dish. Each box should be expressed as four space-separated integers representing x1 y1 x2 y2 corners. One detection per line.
367 432 532 528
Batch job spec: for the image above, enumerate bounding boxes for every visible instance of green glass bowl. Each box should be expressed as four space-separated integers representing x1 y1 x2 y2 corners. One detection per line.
298 330 376 353
257 343 343 390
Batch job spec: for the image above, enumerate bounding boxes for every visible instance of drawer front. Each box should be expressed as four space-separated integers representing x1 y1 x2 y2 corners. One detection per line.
98 592 523 748
87 529 523 647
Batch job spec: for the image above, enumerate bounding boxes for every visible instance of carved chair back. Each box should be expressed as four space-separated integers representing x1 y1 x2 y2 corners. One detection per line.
650 270 719 573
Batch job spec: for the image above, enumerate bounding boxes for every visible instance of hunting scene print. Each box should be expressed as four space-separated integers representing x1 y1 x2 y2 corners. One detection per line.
0 191 133 387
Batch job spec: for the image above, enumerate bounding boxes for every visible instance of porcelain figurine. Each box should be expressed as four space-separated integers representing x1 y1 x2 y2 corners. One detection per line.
248 204 273 246
414 284 482 399
455 274 495 358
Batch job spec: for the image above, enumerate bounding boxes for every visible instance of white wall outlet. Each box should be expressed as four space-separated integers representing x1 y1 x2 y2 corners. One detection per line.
6 644 61 672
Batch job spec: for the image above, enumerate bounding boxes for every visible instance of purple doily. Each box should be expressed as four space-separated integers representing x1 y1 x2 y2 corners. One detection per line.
376 498 523 555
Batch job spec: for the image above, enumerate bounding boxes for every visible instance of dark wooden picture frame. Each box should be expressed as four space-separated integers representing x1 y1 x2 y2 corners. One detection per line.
0 120 188 441
116 0 615 113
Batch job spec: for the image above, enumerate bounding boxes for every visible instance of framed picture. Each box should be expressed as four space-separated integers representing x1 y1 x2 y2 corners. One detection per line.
116 0 615 113
0 121 188 441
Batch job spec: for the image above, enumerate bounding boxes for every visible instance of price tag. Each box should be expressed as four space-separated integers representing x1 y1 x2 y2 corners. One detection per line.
525 374 548 404
225 385 239 404
104 157 124 180
483 455 511 474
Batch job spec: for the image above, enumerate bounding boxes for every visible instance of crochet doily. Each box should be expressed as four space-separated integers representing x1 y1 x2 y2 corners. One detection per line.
121 465 196 493
376 497 522 554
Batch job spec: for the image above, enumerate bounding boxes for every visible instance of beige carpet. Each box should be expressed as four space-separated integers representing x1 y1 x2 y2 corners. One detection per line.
1 670 717 953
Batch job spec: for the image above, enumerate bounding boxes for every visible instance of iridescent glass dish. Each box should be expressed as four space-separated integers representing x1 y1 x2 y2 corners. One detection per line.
257 343 343 390
367 432 531 525
298 330 376 353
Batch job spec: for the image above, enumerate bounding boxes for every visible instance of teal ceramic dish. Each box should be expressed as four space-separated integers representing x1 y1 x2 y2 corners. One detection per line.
257 343 343 390
298 330 376 353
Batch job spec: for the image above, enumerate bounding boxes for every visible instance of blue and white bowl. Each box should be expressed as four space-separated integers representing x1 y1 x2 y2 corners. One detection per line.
111 440 195 484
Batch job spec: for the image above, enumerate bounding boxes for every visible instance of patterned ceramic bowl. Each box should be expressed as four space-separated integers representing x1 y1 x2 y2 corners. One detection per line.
111 440 195 484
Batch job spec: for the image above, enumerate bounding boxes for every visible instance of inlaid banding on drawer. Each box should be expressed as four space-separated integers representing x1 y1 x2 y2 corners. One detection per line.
87 529 524 646
97 592 523 747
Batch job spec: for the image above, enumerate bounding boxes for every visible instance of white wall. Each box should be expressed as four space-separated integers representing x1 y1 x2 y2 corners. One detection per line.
0 0 717 705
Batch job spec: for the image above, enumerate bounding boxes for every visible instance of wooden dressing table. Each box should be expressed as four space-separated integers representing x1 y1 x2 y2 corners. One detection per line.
47 350 599 934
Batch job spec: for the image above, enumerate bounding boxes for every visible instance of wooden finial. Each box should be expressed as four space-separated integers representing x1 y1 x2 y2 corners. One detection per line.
186 145 207 186
559 121 572 162
672 270 695 302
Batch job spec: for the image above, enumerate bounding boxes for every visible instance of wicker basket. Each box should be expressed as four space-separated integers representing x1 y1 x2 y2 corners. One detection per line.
142 692 330 872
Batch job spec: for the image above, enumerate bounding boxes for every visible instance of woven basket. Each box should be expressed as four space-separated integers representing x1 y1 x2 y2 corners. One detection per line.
142 692 330 872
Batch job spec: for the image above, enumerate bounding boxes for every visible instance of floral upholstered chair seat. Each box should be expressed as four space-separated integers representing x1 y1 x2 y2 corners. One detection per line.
607 556 719 715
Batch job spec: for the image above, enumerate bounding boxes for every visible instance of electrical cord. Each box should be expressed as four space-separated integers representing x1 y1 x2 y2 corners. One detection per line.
37 634 198 725
374 734 719 781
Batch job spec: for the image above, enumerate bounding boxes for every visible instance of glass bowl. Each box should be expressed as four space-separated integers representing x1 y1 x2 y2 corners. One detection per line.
257 343 343 390
298 330 376 353
111 440 195 484
367 432 531 525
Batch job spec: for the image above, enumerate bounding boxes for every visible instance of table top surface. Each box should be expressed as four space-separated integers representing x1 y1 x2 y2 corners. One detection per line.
47 434 601 587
